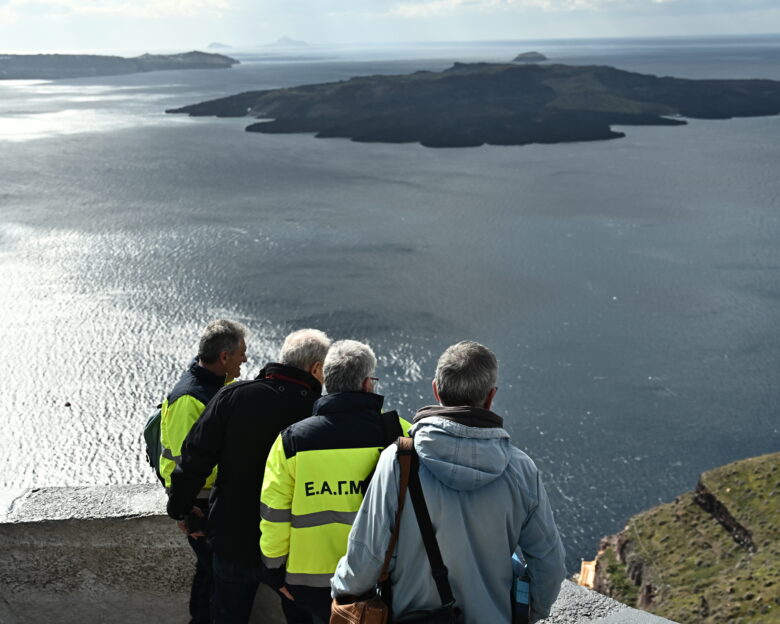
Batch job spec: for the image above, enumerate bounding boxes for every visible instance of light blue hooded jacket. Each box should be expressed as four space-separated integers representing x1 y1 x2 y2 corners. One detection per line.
331 406 567 623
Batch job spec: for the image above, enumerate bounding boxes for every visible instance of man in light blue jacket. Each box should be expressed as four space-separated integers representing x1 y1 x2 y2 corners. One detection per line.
331 341 566 623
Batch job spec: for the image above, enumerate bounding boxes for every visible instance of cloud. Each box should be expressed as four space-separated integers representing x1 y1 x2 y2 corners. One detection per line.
0 0 230 20
384 0 779 19
386 0 462 19
385 0 628 19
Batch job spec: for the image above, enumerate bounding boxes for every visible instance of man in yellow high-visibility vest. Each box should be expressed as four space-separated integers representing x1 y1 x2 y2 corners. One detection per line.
260 340 410 623
161 319 247 624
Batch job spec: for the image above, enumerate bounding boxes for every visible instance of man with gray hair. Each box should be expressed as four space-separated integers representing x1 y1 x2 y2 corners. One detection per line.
260 340 410 623
168 328 331 624
332 340 567 623
159 318 248 624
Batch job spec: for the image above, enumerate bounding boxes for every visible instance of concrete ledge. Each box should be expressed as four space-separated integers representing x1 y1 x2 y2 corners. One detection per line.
0 485 674 623
0 485 286 624
546 582 675 623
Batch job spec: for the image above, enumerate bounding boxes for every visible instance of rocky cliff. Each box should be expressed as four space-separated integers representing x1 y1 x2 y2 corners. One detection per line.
592 452 780 623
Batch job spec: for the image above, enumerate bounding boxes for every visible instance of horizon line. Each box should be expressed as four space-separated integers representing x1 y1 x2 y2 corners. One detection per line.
2 31 780 56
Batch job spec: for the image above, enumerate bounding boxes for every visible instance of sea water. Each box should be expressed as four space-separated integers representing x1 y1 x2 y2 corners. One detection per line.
1 36 779 568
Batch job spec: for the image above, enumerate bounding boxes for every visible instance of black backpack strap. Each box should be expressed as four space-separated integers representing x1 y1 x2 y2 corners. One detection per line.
408 449 456 608
381 410 404 446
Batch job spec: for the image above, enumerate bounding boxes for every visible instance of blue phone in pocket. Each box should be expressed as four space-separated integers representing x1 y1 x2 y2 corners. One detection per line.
512 553 530 623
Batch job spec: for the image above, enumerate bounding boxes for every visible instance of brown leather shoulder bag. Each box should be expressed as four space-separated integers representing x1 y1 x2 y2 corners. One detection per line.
330 437 414 624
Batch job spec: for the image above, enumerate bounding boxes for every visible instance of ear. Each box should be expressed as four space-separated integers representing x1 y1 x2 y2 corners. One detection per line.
483 387 498 410
361 376 373 392
432 380 441 404
308 360 324 383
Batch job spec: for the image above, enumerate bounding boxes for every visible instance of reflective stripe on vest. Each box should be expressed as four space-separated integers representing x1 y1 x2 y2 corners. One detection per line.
284 572 334 588
260 503 291 523
165 487 211 500
291 510 357 528
262 554 288 568
260 505 356 528
161 447 181 464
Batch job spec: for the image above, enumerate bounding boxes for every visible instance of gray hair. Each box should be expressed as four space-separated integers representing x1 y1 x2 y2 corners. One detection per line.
435 341 498 407
279 328 331 370
323 340 376 393
198 319 248 364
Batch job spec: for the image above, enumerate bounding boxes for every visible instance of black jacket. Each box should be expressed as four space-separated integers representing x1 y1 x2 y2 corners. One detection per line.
167 363 322 565
281 391 387 459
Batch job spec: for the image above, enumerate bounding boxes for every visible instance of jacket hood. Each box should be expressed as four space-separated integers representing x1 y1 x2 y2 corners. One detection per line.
410 405 511 492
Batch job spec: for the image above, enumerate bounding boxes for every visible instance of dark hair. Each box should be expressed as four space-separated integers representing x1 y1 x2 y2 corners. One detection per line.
198 319 247 364
435 341 498 407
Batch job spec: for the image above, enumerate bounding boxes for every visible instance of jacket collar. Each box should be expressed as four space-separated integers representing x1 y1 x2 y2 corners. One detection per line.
413 404 503 428
256 362 323 395
314 391 384 416
189 357 227 388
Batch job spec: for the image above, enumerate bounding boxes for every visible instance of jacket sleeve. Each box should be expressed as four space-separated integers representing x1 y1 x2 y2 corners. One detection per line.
331 445 399 598
166 389 227 519
517 471 567 620
160 394 205 489
259 434 295 569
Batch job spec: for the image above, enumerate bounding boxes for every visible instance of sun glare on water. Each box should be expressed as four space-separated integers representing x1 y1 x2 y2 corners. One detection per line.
0 82 191 142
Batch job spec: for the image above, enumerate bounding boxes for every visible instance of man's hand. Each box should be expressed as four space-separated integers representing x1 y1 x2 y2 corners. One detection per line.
176 506 206 538
279 586 294 601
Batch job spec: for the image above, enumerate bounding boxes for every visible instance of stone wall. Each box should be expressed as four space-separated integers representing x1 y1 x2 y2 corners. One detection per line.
0 484 673 624
0 485 285 624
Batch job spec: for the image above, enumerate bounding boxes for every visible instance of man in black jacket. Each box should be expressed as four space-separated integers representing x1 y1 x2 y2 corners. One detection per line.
167 328 331 624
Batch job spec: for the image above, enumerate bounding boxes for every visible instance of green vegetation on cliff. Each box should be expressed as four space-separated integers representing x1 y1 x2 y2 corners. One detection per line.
594 452 780 624
167 62 780 148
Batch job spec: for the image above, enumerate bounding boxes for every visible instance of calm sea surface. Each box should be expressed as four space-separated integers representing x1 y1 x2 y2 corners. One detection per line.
1 36 779 568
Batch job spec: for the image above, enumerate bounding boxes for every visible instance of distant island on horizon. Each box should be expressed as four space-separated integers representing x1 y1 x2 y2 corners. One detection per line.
167 62 780 148
513 51 548 63
266 36 309 48
0 51 238 80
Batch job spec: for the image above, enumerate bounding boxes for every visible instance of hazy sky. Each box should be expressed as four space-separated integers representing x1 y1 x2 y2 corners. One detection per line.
1 0 779 53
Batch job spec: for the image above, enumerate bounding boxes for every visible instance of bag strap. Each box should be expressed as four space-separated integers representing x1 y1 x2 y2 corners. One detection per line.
381 410 404 446
408 449 456 608
361 413 404 499
377 436 414 582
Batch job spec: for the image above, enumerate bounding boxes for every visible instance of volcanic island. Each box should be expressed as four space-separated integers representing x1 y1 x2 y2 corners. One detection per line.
167 62 780 148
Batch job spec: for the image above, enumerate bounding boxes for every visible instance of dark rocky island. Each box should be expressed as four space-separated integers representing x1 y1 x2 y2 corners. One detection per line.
592 451 780 623
0 51 238 80
167 62 780 148
513 51 547 62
